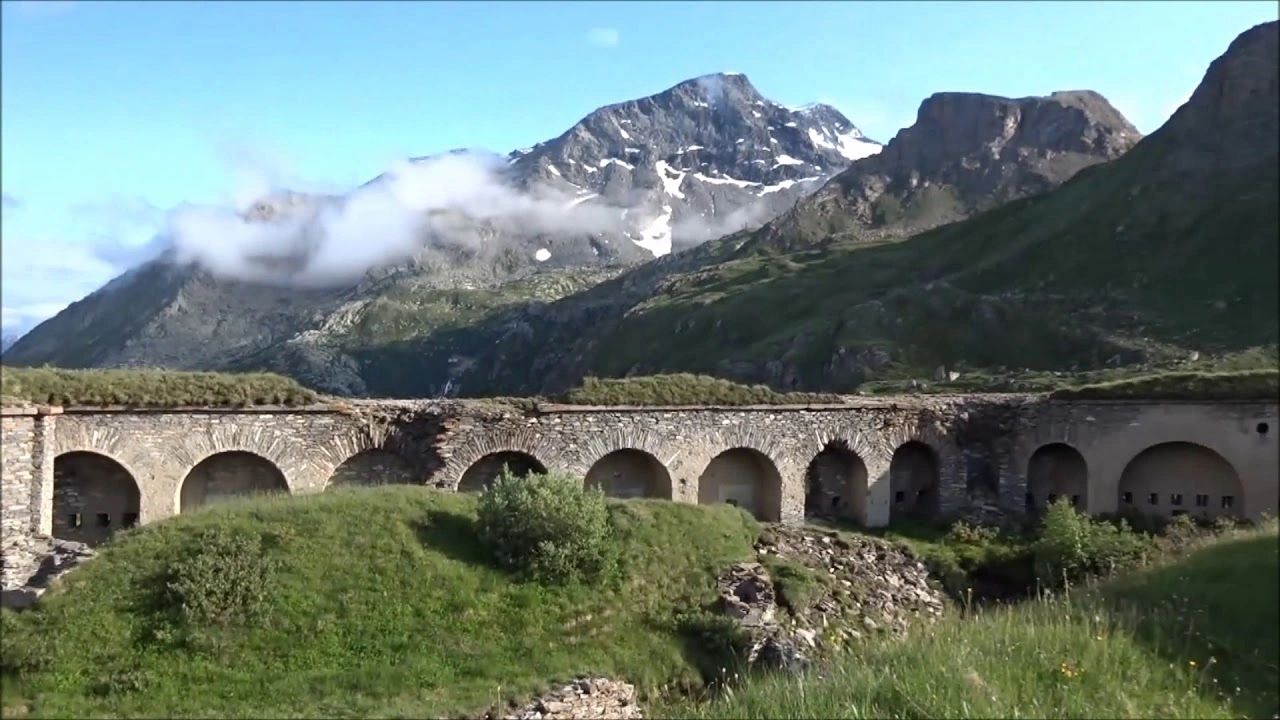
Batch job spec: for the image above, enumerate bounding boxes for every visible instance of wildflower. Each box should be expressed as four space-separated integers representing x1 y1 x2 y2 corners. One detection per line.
1189 660 1197 668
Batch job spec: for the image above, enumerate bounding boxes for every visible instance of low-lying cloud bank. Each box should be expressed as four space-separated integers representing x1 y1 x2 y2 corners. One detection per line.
163 152 635 287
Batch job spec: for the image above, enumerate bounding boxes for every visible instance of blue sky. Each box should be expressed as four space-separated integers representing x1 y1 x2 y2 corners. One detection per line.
2 0 1277 336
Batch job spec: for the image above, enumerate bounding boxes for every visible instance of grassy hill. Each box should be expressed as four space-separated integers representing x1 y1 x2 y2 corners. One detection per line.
663 523 1280 719
0 489 758 718
2 486 1276 719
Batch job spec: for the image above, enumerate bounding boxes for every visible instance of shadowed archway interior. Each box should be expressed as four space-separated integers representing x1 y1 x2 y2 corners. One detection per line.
458 451 547 493
180 451 288 512
53 451 141 547
585 449 673 499
697 447 783 521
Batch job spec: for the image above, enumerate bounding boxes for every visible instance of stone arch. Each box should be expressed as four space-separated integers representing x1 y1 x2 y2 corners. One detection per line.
1027 443 1088 512
1119 442 1244 519
697 447 783 521
325 449 418 489
179 451 290 512
889 440 940 521
804 440 868 523
585 449 673 499
52 451 142 546
458 451 547 493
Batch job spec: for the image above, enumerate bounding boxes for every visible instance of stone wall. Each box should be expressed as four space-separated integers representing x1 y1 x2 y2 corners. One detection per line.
2 395 1278 591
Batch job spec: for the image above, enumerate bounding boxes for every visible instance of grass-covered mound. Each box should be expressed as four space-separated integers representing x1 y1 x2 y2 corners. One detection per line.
560 374 846 406
1050 368 1280 401
0 487 758 718
0 367 318 408
662 523 1280 719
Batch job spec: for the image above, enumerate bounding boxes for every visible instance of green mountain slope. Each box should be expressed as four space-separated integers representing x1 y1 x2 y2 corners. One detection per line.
397 20 1279 396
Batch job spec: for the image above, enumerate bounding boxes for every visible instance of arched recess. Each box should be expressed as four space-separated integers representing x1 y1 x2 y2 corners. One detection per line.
457 451 546 493
52 451 141 546
1026 443 1088 512
890 441 940 522
697 448 783 522
180 451 289 512
1118 442 1244 519
804 441 868 522
585 449 672 499
325 449 418 489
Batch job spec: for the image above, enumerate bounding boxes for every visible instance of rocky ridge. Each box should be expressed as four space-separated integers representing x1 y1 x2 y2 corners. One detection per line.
756 89 1141 248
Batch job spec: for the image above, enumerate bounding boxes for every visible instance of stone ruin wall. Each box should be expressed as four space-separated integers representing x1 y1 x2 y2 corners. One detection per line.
2 395 1277 592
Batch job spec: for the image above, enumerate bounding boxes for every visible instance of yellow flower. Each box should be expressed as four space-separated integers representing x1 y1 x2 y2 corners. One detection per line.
1189 660 1198 667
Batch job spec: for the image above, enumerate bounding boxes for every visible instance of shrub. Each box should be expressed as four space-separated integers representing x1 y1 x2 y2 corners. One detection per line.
946 520 1000 545
0 366 318 407
165 527 277 627
476 469 618 584
1033 499 1153 588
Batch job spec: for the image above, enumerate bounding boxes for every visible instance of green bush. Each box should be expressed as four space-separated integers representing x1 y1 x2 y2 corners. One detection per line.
476 470 618 584
165 527 277 627
1033 499 1153 588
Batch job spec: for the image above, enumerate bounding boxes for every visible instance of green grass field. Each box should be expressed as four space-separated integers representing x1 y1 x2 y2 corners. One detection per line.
2 488 1275 719
0 489 758 718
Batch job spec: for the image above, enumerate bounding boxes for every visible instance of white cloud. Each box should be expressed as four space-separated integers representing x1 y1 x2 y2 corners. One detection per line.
586 27 620 48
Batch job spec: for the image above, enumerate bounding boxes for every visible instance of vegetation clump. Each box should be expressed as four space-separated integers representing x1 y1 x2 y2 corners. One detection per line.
561 374 846 406
477 470 619 584
1032 499 1155 588
0 366 318 407
1050 368 1279 400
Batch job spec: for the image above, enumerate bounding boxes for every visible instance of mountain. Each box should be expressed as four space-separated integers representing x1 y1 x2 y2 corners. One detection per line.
754 89 1140 249
0 334 18 354
322 21 1277 398
3 74 879 380
274 81 1152 398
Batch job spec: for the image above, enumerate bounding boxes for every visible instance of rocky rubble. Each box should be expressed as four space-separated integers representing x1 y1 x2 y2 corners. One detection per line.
1 534 96 609
496 677 642 720
716 525 945 668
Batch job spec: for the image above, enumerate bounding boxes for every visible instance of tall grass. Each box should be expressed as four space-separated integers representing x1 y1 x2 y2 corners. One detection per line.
662 523 1280 719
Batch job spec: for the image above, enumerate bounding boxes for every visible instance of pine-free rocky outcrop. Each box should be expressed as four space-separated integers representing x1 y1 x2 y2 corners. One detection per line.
716 524 946 670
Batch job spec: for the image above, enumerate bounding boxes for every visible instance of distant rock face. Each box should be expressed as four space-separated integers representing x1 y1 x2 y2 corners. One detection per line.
507 73 882 257
1154 20 1278 170
759 89 1141 247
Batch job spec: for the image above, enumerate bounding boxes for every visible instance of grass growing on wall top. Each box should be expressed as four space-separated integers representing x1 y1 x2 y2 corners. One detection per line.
0 366 319 407
660 522 1280 719
0 487 759 718
560 374 846 406
1049 368 1280 400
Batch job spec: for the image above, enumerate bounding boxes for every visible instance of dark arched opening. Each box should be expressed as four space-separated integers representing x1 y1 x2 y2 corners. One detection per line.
53 452 141 546
585 449 672 499
804 441 868 523
697 448 783 521
1027 443 1088 513
458 451 546 493
326 449 418 489
180 451 289 512
1119 442 1244 519
890 441 940 522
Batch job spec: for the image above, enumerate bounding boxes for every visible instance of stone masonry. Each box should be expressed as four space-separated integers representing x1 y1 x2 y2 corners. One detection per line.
2 395 1277 591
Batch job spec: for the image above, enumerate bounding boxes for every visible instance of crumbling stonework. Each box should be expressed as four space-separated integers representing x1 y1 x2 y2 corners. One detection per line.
2 396 1277 593
497 677 642 720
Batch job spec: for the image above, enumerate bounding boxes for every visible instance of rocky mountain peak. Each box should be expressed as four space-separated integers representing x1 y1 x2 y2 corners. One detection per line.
1154 20 1278 169
753 88 1141 248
